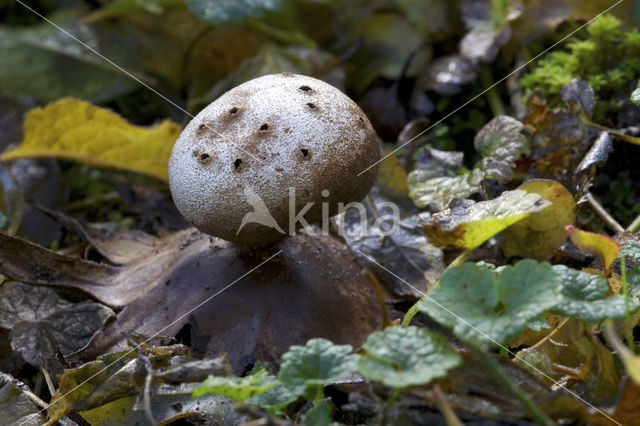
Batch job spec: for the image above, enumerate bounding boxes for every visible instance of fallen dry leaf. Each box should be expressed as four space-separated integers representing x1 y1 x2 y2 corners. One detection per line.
0 228 383 372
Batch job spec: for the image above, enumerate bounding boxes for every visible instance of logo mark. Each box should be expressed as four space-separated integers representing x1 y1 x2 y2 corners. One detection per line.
237 187 285 235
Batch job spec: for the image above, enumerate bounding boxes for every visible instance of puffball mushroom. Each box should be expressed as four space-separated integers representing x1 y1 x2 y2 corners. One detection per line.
169 72 380 246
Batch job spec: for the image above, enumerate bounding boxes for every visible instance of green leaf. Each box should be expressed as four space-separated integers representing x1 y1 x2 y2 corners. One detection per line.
422 190 551 250
502 179 576 260
357 326 461 388
192 365 277 400
0 11 140 102
632 85 640 105
246 382 297 416
1 98 181 181
188 0 283 26
472 116 527 183
278 339 357 400
408 116 526 211
617 242 640 262
552 265 640 323
302 402 333 426
419 260 562 346
409 173 479 211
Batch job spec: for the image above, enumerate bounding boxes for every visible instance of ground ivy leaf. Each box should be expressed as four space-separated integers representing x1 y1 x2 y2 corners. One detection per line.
566 225 620 273
188 0 283 26
356 326 461 388
617 242 640 262
409 174 479 211
302 402 333 426
472 116 526 183
278 339 357 400
192 365 277 400
1 98 181 181
632 84 640 105
419 260 562 346
552 265 640 323
0 281 69 329
246 382 297 416
10 301 115 374
0 372 45 426
422 190 551 249
502 179 576 260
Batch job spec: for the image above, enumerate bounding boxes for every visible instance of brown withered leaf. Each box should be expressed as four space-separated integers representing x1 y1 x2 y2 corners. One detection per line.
585 377 640 426
0 228 382 372
523 90 600 192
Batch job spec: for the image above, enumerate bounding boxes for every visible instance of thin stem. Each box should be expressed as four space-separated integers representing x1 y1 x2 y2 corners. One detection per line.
585 193 625 234
432 385 464 426
402 250 471 327
479 66 507 116
627 213 640 233
468 341 556 425
621 257 635 353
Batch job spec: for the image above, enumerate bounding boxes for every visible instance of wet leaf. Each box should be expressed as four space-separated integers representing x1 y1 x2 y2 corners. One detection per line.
617 242 640 262
278 338 357 400
409 116 526 210
409 173 479 212
0 281 114 374
419 260 562 346
188 0 283 26
1 98 181 181
342 210 444 298
552 265 640 323
48 347 243 424
422 190 550 250
0 11 140 102
566 225 621 274
502 179 576 260
357 326 461 388
0 228 382 374
472 115 527 183
523 89 600 192
560 78 595 121
193 365 277 400
11 302 115 375
0 372 45 426
574 132 613 193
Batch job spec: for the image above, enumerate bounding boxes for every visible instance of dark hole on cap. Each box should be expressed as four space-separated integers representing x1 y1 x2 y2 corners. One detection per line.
299 85 312 92
229 107 239 114
198 123 206 131
260 123 269 131
359 116 364 122
307 103 316 109
200 153 210 161
234 158 243 169
301 148 309 157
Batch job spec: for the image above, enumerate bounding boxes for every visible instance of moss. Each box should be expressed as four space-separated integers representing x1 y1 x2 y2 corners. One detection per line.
521 15 640 124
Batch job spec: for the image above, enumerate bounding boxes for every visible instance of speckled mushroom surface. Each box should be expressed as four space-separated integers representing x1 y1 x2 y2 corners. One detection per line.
169 72 380 246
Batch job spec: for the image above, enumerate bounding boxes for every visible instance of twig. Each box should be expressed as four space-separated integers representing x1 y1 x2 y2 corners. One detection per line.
432 385 464 426
585 193 625 234
42 368 56 396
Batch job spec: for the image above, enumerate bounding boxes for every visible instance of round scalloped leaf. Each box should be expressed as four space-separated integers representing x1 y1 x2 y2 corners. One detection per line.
502 179 576 260
422 190 550 249
419 260 562 346
278 339 357 399
356 326 461 388
552 265 640 323
192 365 276 400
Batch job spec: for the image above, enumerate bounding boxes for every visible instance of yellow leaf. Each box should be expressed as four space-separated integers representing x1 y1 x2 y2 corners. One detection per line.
566 225 620 275
502 179 576 260
378 150 409 198
1 98 181 181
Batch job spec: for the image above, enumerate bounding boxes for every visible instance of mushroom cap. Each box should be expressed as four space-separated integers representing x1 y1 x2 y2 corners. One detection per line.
169 73 380 245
